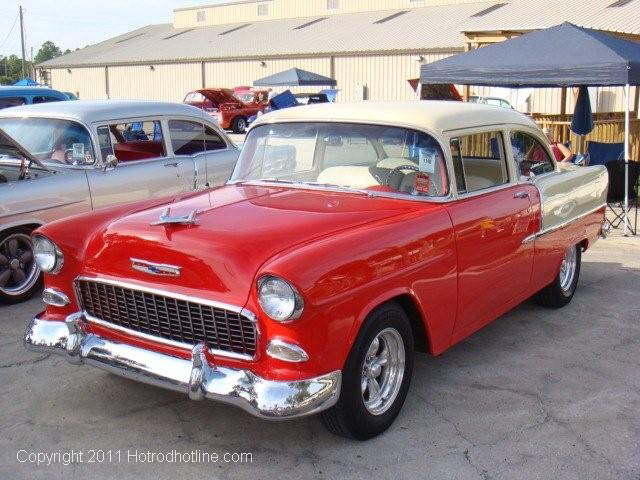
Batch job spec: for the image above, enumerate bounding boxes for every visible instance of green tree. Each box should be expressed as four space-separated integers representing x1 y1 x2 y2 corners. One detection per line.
0 55 30 85
34 41 62 64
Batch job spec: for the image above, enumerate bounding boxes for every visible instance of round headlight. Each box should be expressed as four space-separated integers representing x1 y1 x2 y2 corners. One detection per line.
32 236 63 274
257 275 304 322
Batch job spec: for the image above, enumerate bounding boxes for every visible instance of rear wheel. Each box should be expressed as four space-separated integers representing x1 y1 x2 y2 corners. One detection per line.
0 228 42 304
321 303 414 440
535 244 581 308
231 116 247 134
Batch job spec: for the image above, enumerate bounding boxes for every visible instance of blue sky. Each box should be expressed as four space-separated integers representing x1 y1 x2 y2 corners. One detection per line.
1 0 227 58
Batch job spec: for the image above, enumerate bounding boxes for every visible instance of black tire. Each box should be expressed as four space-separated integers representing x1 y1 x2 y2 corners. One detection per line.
0 227 42 304
321 302 414 440
231 116 247 134
535 244 581 309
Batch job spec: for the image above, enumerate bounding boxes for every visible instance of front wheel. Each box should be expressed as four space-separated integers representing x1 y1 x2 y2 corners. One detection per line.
535 244 581 308
0 228 42 304
231 116 247 134
321 303 414 440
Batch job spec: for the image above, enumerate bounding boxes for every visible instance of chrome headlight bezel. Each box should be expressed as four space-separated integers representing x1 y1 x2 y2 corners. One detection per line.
32 235 64 274
257 275 304 322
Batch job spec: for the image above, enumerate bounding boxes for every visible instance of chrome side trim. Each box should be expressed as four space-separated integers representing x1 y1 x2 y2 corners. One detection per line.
75 275 255 320
24 314 341 420
535 203 606 239
521 234 536 245
84 313 255 361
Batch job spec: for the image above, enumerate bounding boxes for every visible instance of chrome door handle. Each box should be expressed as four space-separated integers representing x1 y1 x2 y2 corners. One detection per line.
164 161 182 167
514 191 529 199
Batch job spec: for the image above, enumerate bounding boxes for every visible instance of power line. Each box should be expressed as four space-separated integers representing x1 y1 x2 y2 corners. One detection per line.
0 14 19 53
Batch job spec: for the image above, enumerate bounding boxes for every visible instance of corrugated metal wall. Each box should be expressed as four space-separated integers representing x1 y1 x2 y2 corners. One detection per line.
107 63 202 102
174 0 490 28
48 58 639 113
204 57 332 94
49 67 107 100
334 53 451 102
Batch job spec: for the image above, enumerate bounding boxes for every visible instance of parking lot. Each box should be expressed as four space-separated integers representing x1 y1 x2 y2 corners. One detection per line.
1 233 639 480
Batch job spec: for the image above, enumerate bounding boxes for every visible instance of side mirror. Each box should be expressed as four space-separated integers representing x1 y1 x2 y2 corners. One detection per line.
103 154 118 172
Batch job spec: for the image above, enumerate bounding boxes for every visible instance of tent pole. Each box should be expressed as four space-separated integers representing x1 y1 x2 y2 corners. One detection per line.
624 83 630 236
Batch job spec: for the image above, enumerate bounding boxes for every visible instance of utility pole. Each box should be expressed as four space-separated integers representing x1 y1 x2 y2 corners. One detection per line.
19 6 27 79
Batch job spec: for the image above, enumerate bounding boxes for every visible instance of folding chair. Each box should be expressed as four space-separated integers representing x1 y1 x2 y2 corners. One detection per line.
604 160 640 235
586 141 624 167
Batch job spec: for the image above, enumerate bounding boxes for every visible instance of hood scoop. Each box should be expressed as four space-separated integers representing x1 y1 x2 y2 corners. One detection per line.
150 207 199 226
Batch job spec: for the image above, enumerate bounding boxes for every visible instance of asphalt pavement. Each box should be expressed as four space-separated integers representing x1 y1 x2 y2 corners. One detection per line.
1 233 639 480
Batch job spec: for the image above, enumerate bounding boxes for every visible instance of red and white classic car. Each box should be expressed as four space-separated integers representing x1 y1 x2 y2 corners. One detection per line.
25 101 608 440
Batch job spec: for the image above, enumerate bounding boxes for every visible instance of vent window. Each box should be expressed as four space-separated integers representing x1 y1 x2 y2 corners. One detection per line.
607 0 635 6
294 17 328 30
220 23 252 35
471 3 507 17
196 10 206 22
163 29 194 40
373 11 408 24
257 3 269 16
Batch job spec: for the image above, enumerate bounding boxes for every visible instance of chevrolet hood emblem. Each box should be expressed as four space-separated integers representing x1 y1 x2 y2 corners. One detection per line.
130 258 181 277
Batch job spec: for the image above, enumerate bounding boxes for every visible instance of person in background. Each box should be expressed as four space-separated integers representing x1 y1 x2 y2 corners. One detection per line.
543 127 573 162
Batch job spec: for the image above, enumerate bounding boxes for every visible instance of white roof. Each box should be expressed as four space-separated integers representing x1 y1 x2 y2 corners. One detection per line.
462 0 640 35
38 3 495 68
0 100 210 124
251 100 539 134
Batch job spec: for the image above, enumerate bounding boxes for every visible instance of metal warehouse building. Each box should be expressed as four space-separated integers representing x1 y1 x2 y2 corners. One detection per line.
37 0 640 114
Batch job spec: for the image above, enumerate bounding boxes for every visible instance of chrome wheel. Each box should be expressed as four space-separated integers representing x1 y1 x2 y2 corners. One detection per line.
361 327 405 416
0 233 39 297
559 246 578 292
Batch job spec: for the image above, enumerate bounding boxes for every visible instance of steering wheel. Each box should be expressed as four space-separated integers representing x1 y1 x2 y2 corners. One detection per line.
385 164 420 187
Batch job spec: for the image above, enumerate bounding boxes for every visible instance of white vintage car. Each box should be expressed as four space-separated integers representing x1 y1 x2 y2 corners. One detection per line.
0 101 238 303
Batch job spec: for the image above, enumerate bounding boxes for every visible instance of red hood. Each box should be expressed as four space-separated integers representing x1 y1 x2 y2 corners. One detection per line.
82 185 423 308
197 89 242 107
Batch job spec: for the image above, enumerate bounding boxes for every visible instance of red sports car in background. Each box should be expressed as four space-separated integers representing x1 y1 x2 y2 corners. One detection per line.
184 88 268 133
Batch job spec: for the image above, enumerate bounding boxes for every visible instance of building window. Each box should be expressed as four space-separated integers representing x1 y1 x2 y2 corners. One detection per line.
327 0 339 10
257 3 269 16
196 11 206 22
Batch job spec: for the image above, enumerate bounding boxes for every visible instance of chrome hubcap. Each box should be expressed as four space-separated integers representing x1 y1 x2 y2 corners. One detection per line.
0 233 39 296
559 246 577 292
361 327 405 416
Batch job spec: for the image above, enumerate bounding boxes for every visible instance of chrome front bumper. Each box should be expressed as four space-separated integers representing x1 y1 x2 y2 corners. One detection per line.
24 313 341 420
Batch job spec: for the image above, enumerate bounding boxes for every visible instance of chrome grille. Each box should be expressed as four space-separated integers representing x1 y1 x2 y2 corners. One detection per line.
76 279 257 358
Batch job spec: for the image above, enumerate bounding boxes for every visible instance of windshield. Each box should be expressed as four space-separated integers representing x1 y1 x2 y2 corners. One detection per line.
231 122 449 197
0 117 95 166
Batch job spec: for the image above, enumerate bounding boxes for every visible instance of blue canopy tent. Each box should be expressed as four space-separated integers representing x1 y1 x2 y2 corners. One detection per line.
253 68 337 87
420 22 640 234
13 78 41 86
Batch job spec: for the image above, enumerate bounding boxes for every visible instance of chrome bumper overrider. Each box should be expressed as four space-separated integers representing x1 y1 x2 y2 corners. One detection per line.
24 313 341 420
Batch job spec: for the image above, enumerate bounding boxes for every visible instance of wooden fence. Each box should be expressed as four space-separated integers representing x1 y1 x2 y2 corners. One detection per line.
532 112 640 161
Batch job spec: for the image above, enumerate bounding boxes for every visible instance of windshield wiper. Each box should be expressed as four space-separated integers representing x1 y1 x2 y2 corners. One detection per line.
236 179 373 196
301 181 373 196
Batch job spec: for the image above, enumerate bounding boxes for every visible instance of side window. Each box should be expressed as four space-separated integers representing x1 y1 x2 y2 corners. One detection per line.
450 131 509 194
511 131 555 178
0 97 27 109
32 96 61 104
169 120 205 155
106 120 165 163
204 125 227 151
